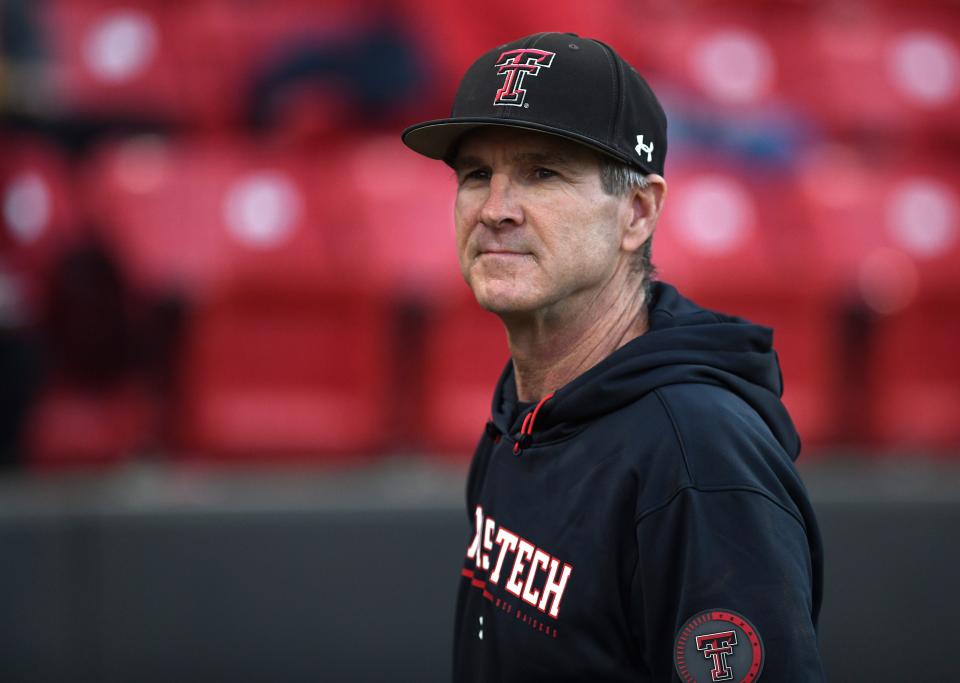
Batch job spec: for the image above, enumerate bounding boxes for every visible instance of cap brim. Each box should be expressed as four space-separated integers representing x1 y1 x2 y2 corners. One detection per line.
401 117 650 172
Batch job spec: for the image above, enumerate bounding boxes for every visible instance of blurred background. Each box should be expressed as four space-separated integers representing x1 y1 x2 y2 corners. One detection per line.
0 0 958 680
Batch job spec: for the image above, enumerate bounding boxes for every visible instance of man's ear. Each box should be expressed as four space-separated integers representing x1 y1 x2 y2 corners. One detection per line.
622 174 666 253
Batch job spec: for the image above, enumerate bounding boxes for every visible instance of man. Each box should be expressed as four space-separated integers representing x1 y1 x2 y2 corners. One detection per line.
402 32 824 682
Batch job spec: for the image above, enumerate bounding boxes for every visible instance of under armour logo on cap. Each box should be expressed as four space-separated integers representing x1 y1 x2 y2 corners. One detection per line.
635 134 654 163
493 49 556 107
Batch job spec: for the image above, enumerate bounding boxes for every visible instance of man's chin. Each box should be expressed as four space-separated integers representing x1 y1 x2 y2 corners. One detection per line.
470 284 539 317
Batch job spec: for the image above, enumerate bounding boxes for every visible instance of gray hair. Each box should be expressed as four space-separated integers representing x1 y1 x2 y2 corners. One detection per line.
597 156 657 301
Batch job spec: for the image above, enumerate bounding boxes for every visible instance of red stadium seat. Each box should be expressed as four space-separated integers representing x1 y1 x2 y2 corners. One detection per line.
43 0 390 125
0 137 81 319
82 136 370 298
81 136 405 463
1 140 164 469
176 0 367 127
42 1 189 119
613 8 809 113
399 0 623 99
81 137 227 294
346 134 462 299
176 280 393 462
655 155 839 448
867 292 960 450
612 5 959 138
796 7 960 136
420 287 509 457
24 379 158 469
801 150 960 448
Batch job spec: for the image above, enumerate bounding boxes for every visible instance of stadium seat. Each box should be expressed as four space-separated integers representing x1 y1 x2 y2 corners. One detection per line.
867 292 960 450
801 150 960 448
43 0 404 126
176 0 370 127
175 280 393 462
399 0 623 93
655 155 839 448
613 8 809 113
82 136 370 298
795 7 960 136
346 134 462 300
612 4 959 141
419 287 509 457
19 232 167 470
82 135 414 464
42 0 188 119
81 136 223 295
0 137 80 318
24 379 158 469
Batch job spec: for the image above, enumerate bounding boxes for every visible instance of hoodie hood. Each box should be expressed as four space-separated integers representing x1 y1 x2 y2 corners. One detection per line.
488 281 801 459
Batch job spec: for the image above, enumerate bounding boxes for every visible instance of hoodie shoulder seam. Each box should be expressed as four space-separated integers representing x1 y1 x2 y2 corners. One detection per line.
633 484 808 532
652 388 694 484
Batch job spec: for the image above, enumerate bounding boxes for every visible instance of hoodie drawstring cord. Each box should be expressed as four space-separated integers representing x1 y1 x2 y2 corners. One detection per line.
513 392 555 455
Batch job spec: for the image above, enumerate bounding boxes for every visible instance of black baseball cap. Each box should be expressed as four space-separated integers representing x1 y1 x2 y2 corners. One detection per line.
402 32 667 176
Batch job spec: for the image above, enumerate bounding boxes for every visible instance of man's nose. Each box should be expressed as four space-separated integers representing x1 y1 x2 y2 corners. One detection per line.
478 174 523 228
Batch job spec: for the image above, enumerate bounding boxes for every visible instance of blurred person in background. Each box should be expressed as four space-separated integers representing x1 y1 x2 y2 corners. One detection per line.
246 14 427 140
0 265 41 467
0 0 45 465
0 0 53 118
403 32 824 681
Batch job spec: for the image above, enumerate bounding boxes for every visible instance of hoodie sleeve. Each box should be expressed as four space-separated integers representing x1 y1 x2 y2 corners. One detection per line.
630 486 825 682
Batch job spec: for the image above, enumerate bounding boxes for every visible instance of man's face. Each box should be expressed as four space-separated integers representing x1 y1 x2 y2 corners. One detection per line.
453 128 629 318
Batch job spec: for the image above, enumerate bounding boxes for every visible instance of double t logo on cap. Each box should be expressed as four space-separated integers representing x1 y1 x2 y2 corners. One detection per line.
493 49 556 107
402 32 668 177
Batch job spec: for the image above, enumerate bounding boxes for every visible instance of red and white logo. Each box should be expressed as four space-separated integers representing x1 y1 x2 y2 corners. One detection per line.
493 49 556 107
675 610 764 683
696 631 737 681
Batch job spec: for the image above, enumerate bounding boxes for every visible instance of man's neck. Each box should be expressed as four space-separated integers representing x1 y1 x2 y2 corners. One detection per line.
503 284 649 403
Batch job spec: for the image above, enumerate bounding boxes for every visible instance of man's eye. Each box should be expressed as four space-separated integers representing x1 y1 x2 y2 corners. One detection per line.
460 169 490 183
534 167 557 180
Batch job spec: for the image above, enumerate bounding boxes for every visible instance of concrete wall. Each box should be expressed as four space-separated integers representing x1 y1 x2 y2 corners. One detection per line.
0 467 956 681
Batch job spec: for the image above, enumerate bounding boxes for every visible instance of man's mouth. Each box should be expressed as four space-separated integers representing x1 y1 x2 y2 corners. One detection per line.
478 249 530 257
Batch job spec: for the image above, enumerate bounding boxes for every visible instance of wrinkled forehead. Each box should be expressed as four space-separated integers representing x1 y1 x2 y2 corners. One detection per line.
452 126 602 169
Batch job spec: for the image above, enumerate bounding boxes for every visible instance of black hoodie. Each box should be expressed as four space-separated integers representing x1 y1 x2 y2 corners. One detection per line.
453 282 825 682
